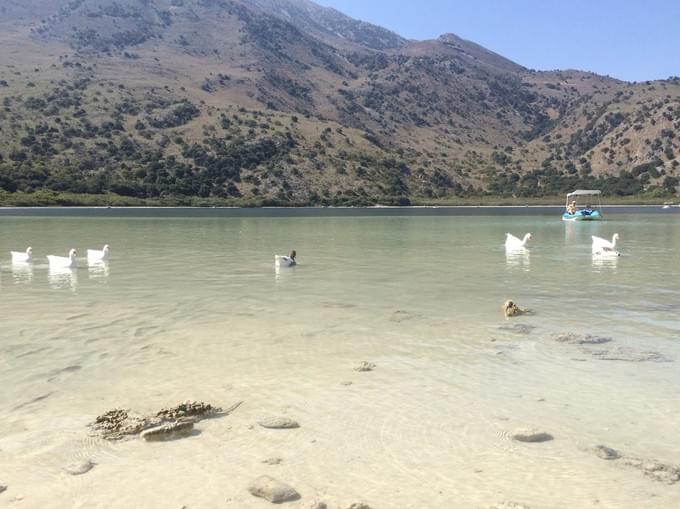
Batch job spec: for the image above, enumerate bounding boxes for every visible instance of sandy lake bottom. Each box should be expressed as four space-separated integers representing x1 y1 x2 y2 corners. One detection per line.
1 210 679 508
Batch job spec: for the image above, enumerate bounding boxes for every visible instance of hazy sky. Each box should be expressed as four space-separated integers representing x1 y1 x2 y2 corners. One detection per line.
318 0 679 82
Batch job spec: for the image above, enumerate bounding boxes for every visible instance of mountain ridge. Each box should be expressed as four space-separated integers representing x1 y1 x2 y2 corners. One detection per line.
0 0 678 206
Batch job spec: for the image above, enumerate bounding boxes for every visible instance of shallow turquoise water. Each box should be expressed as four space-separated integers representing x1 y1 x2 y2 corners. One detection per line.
1 208 679 508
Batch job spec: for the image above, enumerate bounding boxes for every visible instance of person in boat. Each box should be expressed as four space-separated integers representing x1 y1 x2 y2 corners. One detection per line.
566 201 577 214
582 204 592 216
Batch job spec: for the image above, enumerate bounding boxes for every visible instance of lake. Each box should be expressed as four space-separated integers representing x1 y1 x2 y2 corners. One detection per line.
1 207 679 508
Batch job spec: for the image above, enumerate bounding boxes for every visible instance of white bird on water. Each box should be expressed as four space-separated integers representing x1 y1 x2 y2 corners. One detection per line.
275 250 297 268
87 244 110 262
47 249 78 268
505 233 532 250
592 233 620 256
11 247 33 263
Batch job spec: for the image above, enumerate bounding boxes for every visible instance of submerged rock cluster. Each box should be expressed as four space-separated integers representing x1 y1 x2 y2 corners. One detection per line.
549 331 672 363
90 409 154 440
588 445 680 484
90 400 239 441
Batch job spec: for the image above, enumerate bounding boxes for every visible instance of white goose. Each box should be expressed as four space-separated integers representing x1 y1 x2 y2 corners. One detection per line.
505 233 532 250
275 250 297 268
87 244 110 262
47 249 78 268
592 233 620 256
11 247 33 263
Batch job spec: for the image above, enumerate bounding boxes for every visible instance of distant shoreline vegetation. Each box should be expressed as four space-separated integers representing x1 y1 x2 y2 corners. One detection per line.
0 189 673 208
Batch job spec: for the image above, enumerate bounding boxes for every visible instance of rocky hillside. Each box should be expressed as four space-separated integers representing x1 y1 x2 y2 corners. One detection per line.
0 0 678 205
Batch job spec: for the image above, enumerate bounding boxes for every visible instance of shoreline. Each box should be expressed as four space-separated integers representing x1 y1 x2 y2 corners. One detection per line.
1 191 677 209
0 203 676 218
0 203 674 209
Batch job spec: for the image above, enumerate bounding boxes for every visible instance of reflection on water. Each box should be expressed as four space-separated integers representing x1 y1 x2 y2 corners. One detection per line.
274 263 297 282
505 248 530 270
11 262 34 284
47 266 78 290
563 220 576 242
88 261 110 281
592 253 619 272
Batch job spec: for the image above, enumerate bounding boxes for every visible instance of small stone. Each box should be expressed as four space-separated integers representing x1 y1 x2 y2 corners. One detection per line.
389 310 414 322
580 335 611 345
341 381 353 386
502 300 529 317
643 461 663 472
257 416 300 429
140 420 194 441
498 323 535 335
347 504 373 509
553 333 612 345
310 503 327 509
64 459 95 475
511 429 553 443
592 445 621 460
553 332 579 343
0 485 6 494
262 457 283 465
248 476 300 503
354 362 376 372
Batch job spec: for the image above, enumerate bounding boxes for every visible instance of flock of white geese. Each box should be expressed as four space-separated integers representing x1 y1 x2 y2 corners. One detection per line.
9 233 620 274
10 245 110 268
10 244 295 270
505 232 621 256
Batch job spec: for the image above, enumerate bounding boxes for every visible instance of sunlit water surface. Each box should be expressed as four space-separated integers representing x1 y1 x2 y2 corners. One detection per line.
1 208 679 508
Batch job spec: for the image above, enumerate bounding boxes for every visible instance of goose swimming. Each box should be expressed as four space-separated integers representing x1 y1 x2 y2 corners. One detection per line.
47 249 78 268
275 250 297 267
505 233 532 250
11 247 33 263
592 233 620 256
87 244 110 262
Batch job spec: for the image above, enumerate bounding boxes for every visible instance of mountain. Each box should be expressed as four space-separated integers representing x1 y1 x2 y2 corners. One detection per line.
0 0 678 206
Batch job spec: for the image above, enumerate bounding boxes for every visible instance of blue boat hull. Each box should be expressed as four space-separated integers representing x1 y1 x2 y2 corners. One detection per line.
562 210 602 221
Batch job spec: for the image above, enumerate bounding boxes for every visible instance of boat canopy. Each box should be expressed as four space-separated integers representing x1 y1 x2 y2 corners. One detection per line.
567 189 601 197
